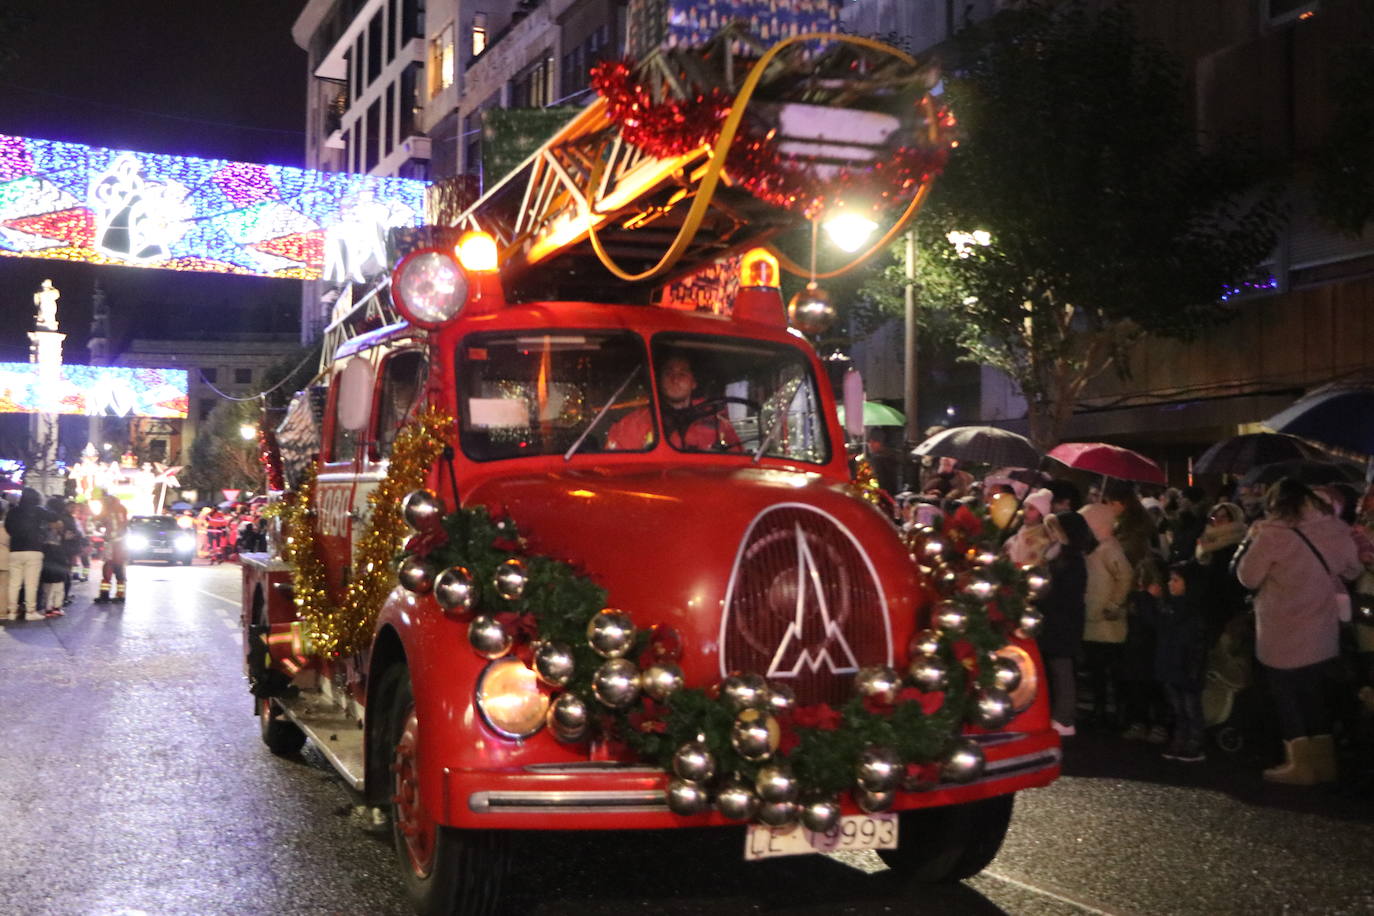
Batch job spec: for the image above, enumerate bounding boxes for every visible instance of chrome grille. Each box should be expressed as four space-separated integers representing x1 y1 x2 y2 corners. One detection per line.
721 506 889 706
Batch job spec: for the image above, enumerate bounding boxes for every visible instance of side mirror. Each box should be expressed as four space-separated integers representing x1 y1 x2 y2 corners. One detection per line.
843 368 865 440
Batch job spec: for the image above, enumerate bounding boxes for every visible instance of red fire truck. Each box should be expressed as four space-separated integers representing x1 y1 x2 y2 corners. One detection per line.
242 31 1059 916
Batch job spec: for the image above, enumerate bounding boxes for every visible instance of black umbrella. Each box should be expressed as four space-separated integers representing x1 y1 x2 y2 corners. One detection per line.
911 425 1041 468
1239 459 1363 489
1264 385 1374 455
1193 433 1325 475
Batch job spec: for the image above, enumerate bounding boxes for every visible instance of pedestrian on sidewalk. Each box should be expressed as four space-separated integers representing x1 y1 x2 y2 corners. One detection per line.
1038 511 1097 738
6 488 55 620
1234 477 1360 785
1156 563 1208 763
1120 556 1168 744
1080 502 1133 730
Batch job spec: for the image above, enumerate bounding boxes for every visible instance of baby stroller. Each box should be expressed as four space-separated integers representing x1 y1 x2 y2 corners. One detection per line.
1202 616 1259 753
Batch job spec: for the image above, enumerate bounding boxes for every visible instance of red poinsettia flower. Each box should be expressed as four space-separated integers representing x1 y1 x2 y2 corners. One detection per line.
495 611 539 644
403 529 448 558
778 720 801 755
862 694 895 716
793 703 842 731
904 761 942 789
898 687 946 716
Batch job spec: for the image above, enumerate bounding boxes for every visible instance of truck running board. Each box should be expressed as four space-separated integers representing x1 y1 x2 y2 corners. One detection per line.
276 688 367 791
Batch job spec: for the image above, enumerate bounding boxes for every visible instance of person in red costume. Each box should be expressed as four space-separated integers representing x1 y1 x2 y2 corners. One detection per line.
93 495 129 602
606 354 740 452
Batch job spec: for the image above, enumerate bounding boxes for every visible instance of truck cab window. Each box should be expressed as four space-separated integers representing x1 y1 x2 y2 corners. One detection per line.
375 350 428 457
458 331 651 460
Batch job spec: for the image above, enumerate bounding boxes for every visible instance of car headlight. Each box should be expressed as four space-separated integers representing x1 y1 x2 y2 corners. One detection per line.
994 644 1038 713
476 657 549 739
127 533 149 551
174 534 195 551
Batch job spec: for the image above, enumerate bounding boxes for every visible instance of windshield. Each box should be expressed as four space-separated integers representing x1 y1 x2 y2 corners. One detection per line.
130 517 177 531
635 334 830 464
458 331 652 460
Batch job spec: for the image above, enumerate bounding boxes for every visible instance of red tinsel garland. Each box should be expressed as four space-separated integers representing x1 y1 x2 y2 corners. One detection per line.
590 58 953 216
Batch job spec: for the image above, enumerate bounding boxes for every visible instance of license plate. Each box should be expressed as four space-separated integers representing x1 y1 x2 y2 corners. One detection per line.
744 812 898 860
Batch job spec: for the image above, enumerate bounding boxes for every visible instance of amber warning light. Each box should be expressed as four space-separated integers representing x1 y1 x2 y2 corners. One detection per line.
740 249 779 289
457 231 499 273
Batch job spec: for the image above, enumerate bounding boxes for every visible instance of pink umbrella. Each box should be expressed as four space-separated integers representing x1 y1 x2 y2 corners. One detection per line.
1047 442 1166 486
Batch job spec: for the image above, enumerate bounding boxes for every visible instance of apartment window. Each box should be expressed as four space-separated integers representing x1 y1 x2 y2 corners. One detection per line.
201 368 218 383
429 22 455 97
199 398 216 421
509 52 555 108
472 12 488 57
235 368 253 385
368 11 383 83
366 100 381 172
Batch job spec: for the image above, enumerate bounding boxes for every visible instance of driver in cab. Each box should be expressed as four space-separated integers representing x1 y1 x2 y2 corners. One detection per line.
606 354 741 452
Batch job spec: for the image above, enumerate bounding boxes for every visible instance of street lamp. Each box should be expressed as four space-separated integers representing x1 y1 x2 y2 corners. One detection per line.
821 212 879 253
238 423 256 441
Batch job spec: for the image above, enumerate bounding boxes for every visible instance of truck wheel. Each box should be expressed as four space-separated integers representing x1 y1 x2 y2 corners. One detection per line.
258 696 307 756
877 794 1014 884
378 665 509 916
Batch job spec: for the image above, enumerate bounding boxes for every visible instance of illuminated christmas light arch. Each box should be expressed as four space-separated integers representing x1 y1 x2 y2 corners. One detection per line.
0 134 426 279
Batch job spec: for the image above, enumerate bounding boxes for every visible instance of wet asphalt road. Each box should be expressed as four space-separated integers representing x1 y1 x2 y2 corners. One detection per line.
1 563 1372 916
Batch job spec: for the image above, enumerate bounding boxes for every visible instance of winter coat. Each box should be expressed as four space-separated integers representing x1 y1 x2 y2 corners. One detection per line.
1194 509 1249 646
1147 580 1207 689
1036 547 1088 659
1121 589 1159 681
1081 505 1132 643
1234 507 1361 669
5 490 55 554
1005 522 1052 568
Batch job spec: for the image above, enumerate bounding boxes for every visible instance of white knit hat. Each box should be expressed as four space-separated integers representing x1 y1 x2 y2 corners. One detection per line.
1023 488 1053 519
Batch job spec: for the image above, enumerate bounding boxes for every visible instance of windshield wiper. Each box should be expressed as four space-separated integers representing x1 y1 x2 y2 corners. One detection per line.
564 365 641 461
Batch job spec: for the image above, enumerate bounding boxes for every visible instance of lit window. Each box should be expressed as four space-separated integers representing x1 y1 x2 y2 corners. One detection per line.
472 13 488 57
429 23 455 97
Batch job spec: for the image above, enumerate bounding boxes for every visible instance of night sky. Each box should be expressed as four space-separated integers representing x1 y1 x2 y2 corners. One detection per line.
0 0 308 361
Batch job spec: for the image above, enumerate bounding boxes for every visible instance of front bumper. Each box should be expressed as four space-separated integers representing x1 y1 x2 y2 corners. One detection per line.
447 729 1060 830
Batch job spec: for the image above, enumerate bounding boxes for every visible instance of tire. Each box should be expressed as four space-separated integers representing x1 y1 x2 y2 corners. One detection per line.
258 696 307 756
377 665 509 916
876 794 1014 884
1215 725 1244 754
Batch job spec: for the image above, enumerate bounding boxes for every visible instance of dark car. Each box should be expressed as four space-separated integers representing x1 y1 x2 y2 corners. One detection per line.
126 516 196 565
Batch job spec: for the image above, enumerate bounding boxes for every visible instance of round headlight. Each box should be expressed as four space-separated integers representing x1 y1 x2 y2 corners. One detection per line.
391 248 470 328
127 533 149 552
476 657 549 739
993 644 1038 713
174 534 195 551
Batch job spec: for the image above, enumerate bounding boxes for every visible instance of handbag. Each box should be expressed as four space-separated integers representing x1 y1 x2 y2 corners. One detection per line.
1291 527 1353 624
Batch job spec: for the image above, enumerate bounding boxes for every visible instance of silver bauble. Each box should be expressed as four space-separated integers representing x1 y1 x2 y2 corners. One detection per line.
730 708 779 762
1023 565 1051 600
720 672 770 713
855 786 895 813
941 738 986 783
492 557 528 601
765 681 796 717
402 489 446 531
666 778 710 816
755 799 800 827
547 692 589 742
1018 606 1045 637
855 745 902 793
973 686 1015 730
992 655 1023 692
585 608 637 659
799 794 841 833
921 536 947 562
467 615 512 659
591 658 641 708
754 763 798 804
396 554 435 594
908 654 949 692
434 565 477 612
641 662 685 701
963 574 997 601
909 628 943 658
854 665 902 705
533 641 576 687
671 741 717 783
714 778 759 821
933 601 969 635
786 283 836 336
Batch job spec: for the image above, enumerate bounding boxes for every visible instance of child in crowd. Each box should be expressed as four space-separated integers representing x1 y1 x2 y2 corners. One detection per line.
1120 557 1168 743
1155 562 1208 763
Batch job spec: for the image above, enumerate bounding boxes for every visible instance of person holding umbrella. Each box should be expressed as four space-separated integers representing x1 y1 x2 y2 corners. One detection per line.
1038 511 1099 737
1234 478 1360 785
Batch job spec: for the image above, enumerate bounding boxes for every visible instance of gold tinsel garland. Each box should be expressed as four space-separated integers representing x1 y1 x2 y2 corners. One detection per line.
281 408 453 655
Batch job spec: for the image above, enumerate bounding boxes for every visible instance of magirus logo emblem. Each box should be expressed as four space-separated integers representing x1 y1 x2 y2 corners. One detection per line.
720 505 890 705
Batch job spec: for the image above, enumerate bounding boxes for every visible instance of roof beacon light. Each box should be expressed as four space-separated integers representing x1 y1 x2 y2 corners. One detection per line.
740 248 780 288
457 230 499 273
391 248 471 328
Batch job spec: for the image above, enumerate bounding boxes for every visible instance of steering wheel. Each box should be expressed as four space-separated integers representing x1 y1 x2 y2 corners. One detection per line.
662 397 758 451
